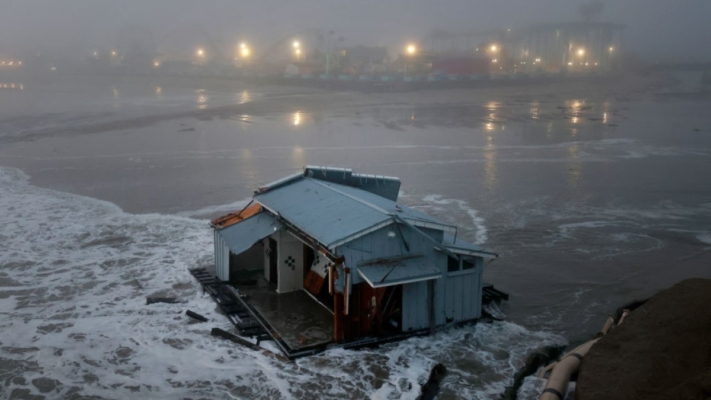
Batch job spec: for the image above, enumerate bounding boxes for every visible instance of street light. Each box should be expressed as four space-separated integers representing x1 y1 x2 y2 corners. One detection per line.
111 50 117 56
406 44 417 56
293 41 300 49
490 45 498 52
154 61 160 68
197 48 205 57
239 42 251 58
577 48 585 56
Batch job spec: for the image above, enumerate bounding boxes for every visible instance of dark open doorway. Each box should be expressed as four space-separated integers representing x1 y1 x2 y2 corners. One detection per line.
269 238 278 286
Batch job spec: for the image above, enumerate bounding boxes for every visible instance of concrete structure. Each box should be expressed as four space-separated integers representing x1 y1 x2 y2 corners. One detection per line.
210 166 497 354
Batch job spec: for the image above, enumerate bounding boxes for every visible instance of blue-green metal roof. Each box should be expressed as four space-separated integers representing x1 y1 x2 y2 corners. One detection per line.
255 177 393 248
253 171 495 258
255 176 456 248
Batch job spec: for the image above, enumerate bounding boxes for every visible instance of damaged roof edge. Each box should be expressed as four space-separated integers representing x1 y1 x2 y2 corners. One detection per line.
256 172 304 194
447 247 499 259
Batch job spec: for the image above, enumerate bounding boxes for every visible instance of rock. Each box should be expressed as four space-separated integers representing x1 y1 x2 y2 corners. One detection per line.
576 278 711 400
31 377 60 393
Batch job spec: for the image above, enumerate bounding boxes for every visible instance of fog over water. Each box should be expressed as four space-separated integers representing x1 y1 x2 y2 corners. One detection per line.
1 1 710 62
1 1 711 399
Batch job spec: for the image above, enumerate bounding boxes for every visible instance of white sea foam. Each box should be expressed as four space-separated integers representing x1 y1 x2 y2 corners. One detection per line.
698 233 711 245
0 166 562 399
176 198 253 218
420 194 488 244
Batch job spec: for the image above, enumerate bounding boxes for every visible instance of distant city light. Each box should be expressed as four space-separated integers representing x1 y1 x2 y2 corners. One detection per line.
241 47 251 57
93 51 98 56
197 48 205 57
406 44 417 55
568 62 573 66
111 51 117 56
492 59 498 63
240 42 246 49
535 58 541 63
609 46 614 52
577 48 585 56
490 45 498 52
295 48 302 55
154 61 160 67
293 41 300 48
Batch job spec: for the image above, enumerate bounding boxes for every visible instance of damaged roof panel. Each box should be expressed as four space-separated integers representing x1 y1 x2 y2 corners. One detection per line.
357 257 442 288
217 212 283 256
211 203 263 229
442 232 498 259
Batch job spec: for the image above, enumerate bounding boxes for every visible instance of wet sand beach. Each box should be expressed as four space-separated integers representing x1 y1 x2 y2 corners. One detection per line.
1 73 711 399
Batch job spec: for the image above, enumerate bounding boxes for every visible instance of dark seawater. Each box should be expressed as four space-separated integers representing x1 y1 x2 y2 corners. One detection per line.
1 76 710 399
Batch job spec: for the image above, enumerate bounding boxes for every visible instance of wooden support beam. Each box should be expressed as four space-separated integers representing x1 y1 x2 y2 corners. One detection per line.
333 293 342 343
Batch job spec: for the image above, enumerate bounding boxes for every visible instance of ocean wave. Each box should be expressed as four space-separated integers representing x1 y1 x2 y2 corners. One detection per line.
0 165 563 399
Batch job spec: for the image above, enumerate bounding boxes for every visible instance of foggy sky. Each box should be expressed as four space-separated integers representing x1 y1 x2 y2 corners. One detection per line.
1 0 709 62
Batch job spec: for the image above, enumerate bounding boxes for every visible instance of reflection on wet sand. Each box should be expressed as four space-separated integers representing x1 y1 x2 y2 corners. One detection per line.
292 145 305 167
484 141 497 192
567 143 582 188
238 90 251 104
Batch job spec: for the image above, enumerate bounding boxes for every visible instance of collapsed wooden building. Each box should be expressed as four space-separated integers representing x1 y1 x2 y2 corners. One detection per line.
197 166 500 358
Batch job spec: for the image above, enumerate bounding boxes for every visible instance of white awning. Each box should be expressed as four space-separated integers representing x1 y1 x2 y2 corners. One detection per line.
357 257 441 288
216 212 282 255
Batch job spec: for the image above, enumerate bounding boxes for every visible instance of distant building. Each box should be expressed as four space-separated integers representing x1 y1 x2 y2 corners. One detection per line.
341 46 390 74
207 167 499 357
514 22 625 73
431 55 490 77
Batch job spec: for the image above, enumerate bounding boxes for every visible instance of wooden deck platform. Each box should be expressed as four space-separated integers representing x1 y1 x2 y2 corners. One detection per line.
190 268 333 358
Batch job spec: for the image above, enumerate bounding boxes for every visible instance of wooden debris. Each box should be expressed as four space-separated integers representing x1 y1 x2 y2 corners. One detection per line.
186 310 208 322
210 327 289 362
146 297 179 305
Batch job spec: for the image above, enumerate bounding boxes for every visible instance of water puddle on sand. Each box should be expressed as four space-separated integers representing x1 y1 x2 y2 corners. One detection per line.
0 165 564 399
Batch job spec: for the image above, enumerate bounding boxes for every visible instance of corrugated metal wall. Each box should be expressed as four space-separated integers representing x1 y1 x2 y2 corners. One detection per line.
337 223 483 332
402 281 429 331
339 223 437 286
213 230 230 281
442 257 482 323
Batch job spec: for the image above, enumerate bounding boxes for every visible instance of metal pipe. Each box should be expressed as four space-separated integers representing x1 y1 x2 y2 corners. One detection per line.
600 315 614 335
540 338 599 400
